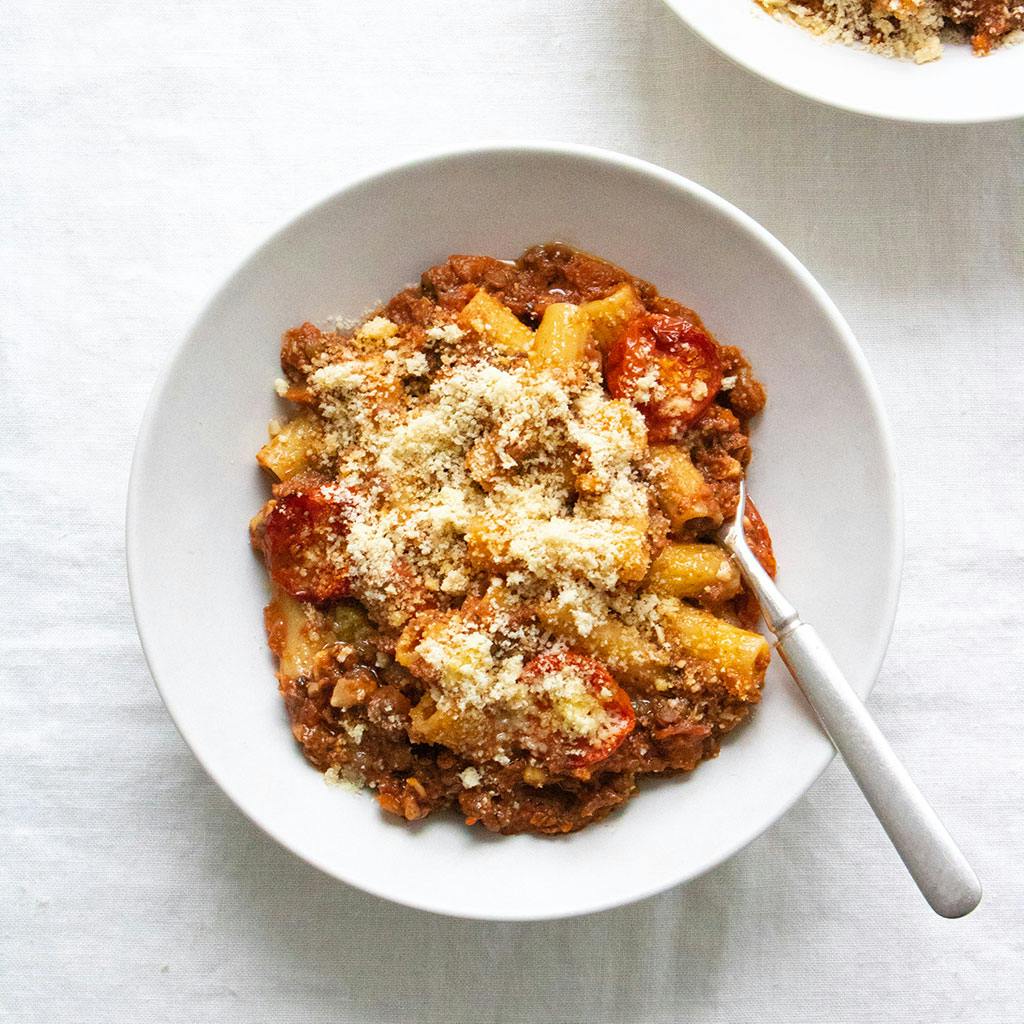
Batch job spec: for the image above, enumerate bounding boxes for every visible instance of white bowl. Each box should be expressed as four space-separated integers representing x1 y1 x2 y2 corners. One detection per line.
667 0 1024 123
127 143 901 920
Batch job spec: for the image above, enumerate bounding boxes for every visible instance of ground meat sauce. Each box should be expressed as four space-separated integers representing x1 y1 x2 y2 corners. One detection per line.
761 0 1023 59
937 0 1024 49
252 244 772 835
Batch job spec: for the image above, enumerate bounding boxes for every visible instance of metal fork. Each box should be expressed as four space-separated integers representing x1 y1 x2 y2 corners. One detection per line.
717 480 981 918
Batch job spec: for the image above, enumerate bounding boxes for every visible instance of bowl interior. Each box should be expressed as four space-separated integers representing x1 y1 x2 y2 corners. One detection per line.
669 0 1024 123
128 146 901 920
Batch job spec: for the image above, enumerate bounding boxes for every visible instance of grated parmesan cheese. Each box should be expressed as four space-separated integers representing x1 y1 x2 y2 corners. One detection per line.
405 352 430 376
292 297 682 747
324 766 363 792
358 316 399 341
756 0 949 63
425 323 465 343
343 721 366 744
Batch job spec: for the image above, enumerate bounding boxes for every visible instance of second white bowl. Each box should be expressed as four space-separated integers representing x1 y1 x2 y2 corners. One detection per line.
668 0 1024 123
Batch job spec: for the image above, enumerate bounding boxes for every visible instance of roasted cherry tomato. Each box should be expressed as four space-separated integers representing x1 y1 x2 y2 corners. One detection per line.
743 497 776 578
733 495 776 629
606 314 722 441
520 651 635 773
257 476 356 602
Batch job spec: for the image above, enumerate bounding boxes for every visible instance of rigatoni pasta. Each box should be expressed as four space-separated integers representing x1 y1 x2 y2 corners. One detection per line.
645 542 741 601
256 409 324 481
578 283 645 351
647 444 723 533
657 598 770 703
457 288 535 353
531 302 591 367
536 600 671 690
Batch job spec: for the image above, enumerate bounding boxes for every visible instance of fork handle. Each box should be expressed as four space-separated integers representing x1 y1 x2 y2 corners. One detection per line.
776 621 981 918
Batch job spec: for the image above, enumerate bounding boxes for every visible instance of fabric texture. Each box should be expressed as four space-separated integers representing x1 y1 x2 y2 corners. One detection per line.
1 2 1022 1021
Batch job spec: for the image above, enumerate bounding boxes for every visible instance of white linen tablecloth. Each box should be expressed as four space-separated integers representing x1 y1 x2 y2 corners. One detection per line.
2 2 1022 1021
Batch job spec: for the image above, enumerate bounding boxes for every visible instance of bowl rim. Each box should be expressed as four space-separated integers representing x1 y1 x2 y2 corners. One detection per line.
663 0 1024 125
126 141 904 920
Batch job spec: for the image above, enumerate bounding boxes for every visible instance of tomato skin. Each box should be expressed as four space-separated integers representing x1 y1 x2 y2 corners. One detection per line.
732 495 776 628
258 477 356 602
743 497 776 578
520 651 635 772
606 314 722 440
